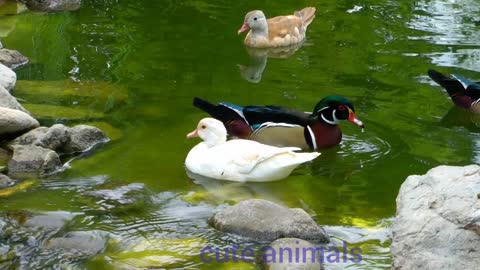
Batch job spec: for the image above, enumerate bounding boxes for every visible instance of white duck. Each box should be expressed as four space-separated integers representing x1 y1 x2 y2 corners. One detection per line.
185 118 320 182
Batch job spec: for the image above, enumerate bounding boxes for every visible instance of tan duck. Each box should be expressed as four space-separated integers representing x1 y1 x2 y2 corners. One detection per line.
238 7 316 48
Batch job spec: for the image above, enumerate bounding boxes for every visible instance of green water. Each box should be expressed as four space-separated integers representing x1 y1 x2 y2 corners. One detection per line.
1 0 480 269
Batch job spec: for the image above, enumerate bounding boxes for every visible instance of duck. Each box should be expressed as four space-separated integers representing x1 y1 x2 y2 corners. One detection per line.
185 118 320 182
428 69 480 113
238 7 316 48
192 95 364 150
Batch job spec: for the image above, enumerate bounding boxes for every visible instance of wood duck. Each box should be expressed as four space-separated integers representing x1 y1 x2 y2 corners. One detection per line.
192 96 364 150
428 69 480 113
238 7 316 48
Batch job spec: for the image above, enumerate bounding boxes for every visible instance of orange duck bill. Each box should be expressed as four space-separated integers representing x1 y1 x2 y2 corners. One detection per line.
238 23 250 34
348 109 365 128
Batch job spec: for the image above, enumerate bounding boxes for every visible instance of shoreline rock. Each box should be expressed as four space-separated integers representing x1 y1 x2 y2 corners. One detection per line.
22 0 82 12
8 145 62 178
209 199 330 242
391 165 480 270
0 107 39 138
262 238 325 270
0 48 29 70
0 63 16 91
0 85 30 114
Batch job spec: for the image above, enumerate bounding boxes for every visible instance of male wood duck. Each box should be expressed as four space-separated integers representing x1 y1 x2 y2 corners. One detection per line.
192 96 364 150
238 7 316 48
428 69 480 112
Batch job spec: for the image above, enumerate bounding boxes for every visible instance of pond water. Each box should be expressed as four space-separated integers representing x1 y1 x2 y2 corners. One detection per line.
1 0 480 269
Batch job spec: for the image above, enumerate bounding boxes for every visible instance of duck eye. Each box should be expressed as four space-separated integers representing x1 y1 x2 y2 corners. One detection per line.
253 17 257 21
201 125 206 129
338 105 346 111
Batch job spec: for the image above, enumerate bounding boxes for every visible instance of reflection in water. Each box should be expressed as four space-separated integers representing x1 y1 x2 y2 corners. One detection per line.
238 42 304 83
408 0 480 71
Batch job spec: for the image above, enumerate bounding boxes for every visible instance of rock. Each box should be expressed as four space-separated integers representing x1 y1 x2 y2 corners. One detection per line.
0 63 15 91
391 165 480 270
23 0 81 12
209 199 330 242
62 125 108 153
8 124 70 151
0 85 30 113
0 48 28 69
85 183 149 212
0 39 2 49
0 174 14 189
0 107 39 137
24 211 77 229
262 238 325 270
46 230 108 258
8 145 62 178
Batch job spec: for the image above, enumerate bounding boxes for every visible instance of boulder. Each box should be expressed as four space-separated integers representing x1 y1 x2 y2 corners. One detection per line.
0 48 28 69
62 125 108 153
209 199 330 242
391 165 480 270
8 124 70 151
0 107 39 137
0 85 30 113
0 173 14 189
23 0 81 12
8 145 62 178
262 238 325 270
45 230 108 258
0 63 15 91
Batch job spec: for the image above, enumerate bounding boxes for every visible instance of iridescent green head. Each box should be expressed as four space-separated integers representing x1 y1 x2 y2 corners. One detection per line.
311 95 364 128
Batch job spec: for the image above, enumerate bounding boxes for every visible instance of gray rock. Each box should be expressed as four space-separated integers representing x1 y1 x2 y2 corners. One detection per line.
62 124 108 153
0 173 14 189
0 63 15 91
8 145 62 178
209 199 330 242
0 48 28 69
0 40 2 49
24 0 81 12
0 85 30 113
0 107 39 137
262 238 325 270
391 165 480 270
46 230 108 258
8 124 71 151
24 211 77 229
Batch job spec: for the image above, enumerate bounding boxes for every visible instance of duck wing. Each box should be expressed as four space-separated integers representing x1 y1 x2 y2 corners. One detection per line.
243 105 311 129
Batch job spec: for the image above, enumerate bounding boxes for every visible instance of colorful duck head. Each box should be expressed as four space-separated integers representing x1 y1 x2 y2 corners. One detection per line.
311 95 364 128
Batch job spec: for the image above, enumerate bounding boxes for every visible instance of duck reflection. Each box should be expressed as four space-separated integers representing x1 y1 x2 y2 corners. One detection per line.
238 42 304 83
440 106 480 132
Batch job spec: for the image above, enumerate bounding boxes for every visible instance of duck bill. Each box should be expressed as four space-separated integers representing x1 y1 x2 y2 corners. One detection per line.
348 109 365 128
186 129 199 139
238 23 250 34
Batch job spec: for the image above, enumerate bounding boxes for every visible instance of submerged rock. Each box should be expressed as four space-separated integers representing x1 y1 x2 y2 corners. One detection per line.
209 199 330 242
0 173 14 189
8 145 62 178
0 63 15 91
46 230 108 258
23 0 82 12
0 85 30 113
24 211 77 229
391 165 480 270
262 238 325 270
85 183 149 212
0 48 28 69
0 107 39 137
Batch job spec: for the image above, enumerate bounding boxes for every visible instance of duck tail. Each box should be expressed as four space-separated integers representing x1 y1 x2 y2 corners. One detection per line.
295 7 316 28
428 69 465 97
193 97 252 137
428 69 472 109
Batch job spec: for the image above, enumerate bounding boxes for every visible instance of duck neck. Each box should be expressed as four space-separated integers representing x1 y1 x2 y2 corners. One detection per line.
319 109 339 126
203 134 227 148
251 23 269 39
